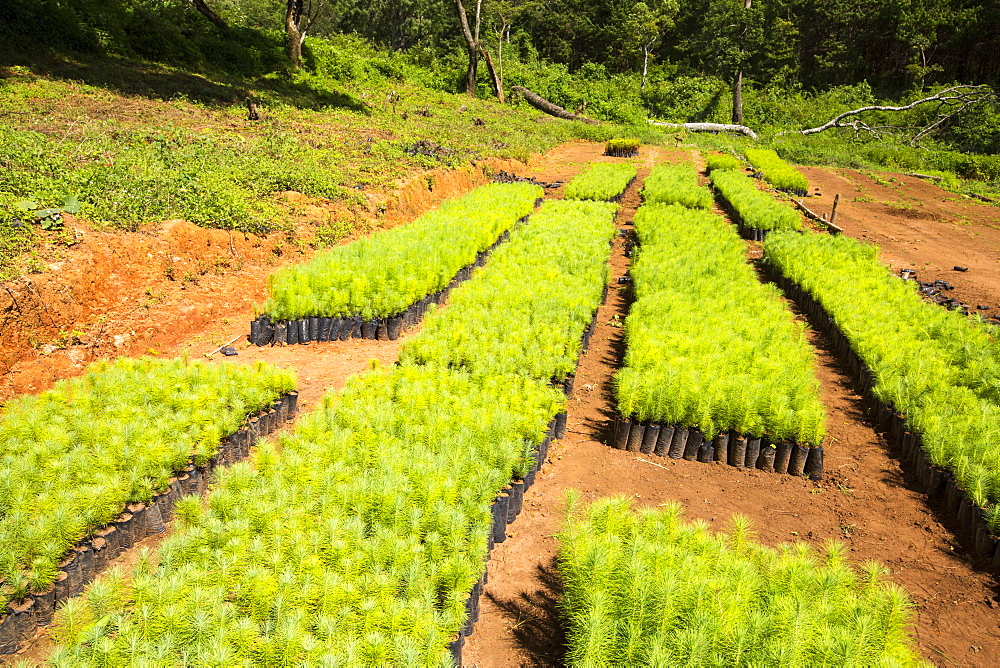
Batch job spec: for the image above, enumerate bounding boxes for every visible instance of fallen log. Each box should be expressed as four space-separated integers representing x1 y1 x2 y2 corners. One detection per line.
510 86 600 125
647 120 758 140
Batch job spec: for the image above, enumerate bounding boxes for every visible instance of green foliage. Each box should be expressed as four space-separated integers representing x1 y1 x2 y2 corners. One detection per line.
559 496 926 666
604 138 640 157
261 183 541 320
765 231 1000 526
564 162 638 201
400 199 617 382
641 163 712 209
616 202 825 443
710 169 802 232
49 185 622 663
745 148 809 192
0 357 295 605
705 153 742 173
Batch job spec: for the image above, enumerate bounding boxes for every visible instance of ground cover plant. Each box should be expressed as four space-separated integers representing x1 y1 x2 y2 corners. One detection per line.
745 148 810 193
259 183 541 321
641 163 713 209
710 168 802 234
764 231 1000 529
399 199 617 382
615 202 825 451
0 357 295 608
564 163 637 202
559 495 925 666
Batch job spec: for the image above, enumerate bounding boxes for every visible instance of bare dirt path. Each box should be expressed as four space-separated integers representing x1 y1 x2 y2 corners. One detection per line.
463 149 1000 667
797 166 1000 317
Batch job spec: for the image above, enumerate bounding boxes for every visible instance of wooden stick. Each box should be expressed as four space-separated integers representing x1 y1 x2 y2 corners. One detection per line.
828 193 841 228
205 334 243 358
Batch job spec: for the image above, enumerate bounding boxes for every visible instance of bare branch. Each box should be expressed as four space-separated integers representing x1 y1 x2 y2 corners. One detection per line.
777 85 994 137
648 121 758 140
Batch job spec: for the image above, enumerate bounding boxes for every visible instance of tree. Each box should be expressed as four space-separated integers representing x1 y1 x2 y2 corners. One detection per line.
285 0 327 70
620 0 678 91
454 0 483 95
187 0 230 31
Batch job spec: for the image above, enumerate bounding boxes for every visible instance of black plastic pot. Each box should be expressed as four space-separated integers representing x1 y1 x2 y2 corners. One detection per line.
492 494 510 544
555 412 568 439
286 321 299 345
448 634 464 667
250 319 261 345
805 446 824 481
361 318 377 339
697 440 715 463
297 319 309 344
387 316 403 340
787 444 809 476
729 434 747 468
713 432 730 463
773 440 792 475
32 584 56 628
654 426 674 457
744 436 762 469
640 424 659 454
612 419 631 449
626 423 645 452
683 429 703 461
328 317 343 341
758 445 776 472
668 427 688 459
508 481 524 522
318 317 332 342
376 318 389 340
309 317 320 341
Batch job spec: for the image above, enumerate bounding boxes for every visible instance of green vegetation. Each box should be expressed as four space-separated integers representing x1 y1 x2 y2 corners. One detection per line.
259 183 540 321
745 148 810 192
705 153 742 173
400 199 616 382
710 168 802 233
559 495 925 666
604 138 640 157
641 163 712 209
49 177 620 665
764 231 1000 529
50 364 561 665
564 162 637 201
616 203 825 445
0 357 295 607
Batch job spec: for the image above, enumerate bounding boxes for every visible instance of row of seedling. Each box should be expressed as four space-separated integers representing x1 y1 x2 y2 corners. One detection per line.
613 166 826 478
710 167 803 240
250 182 541 343
603 138 640 158
745 148 810 194
564 162 637 202
0 357 296 653
558 496 924 665
764 230 1000 562
47 196 619 665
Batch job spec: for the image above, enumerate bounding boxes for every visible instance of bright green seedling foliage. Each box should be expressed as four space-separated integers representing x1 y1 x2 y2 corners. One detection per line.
400 200 616 382
559 496 926 667
260 182 541 320
765 231 1000 528
641 163 713 209
0 357 295 606
604 138 640 157
745 148 810 192
705 153 742 173
616 203 825 444
564 162 637 201
49 365 563 666
711 168 803 232
50 190 618 663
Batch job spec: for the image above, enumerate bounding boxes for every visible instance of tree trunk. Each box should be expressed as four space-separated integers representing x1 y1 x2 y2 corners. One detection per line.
481 48 504 103
642 45 650 92
648 120 758 139
188 0 229 31
512 86 600 124
455 0 481 96
286 0 304 70
732 69 744 124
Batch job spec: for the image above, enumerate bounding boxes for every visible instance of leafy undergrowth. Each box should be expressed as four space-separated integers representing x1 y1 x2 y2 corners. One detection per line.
0 62 643 280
